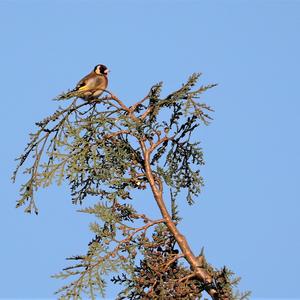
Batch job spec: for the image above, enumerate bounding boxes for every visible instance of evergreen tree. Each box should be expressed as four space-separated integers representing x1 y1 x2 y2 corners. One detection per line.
13 73 250 300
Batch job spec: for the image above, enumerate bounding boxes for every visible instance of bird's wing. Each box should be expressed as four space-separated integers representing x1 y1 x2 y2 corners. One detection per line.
74 73 94 91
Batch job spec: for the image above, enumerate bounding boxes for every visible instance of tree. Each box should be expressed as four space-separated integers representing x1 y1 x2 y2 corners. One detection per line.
13 73 250 299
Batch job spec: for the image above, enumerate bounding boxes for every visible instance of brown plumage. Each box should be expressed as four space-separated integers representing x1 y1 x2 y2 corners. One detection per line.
60 64 109 100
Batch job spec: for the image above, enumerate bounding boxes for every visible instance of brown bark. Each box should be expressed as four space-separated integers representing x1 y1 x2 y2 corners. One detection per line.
140 140 219 299
107 94 220 299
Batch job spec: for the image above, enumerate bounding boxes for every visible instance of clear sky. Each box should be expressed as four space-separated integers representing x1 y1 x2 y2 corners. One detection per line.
1 0 299 299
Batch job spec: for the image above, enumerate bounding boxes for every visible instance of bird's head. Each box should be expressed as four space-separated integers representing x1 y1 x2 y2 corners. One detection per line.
94 64 109 76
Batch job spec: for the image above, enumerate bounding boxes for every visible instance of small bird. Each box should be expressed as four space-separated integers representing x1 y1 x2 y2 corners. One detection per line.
59 64 109 100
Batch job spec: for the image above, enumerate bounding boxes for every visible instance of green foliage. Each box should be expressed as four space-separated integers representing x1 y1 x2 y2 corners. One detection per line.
112 225 251 300
112 224 204 300
13 73 250 299
13 73 213 213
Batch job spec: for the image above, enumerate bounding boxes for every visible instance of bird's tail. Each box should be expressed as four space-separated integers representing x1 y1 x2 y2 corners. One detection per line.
54 89 83 101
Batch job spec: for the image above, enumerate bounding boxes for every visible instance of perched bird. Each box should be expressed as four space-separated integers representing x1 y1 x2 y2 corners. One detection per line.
59 64 109 100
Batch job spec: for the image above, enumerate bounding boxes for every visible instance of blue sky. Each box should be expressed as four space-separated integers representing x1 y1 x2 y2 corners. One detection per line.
1 0 299 299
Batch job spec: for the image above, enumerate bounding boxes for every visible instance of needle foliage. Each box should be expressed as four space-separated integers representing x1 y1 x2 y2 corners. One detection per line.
13 73 250 300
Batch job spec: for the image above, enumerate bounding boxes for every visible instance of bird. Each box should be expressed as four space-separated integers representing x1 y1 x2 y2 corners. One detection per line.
58 64 109 100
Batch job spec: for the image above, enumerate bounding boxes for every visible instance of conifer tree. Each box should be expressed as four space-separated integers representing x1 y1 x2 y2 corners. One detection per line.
13 73 250 300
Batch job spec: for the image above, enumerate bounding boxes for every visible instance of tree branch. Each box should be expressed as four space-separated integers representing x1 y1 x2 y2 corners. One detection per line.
140 139 219 299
